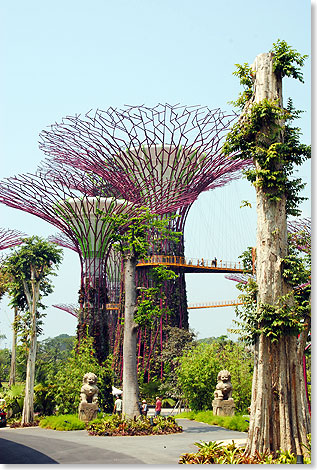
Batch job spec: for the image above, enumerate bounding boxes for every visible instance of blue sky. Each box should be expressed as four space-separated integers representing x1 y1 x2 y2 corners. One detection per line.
0 0 311 345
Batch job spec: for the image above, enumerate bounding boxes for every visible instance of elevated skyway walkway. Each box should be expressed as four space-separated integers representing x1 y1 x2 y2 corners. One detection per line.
188 299 243 309
137 255 246 274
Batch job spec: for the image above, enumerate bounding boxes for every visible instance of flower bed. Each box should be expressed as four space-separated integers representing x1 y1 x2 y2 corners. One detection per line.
87 415 182 436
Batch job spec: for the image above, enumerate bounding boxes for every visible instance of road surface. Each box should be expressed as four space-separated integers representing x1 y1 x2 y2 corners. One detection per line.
0 418 248 465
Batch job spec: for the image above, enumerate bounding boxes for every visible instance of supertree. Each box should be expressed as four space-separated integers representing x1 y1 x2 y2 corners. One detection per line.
48 229 122 353
0 170 135 362
38 103 250 378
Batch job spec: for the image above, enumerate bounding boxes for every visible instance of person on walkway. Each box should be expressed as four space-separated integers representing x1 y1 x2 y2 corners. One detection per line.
113 395 122 416
141 399 148 417
154 396 162 416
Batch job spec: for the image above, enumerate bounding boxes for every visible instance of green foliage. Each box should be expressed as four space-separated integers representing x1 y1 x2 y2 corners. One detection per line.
233 237 311 344
135 266 178 327
238 246 254 271
34 383 58 416
39 414 86 431
52 335 113 415
101 207 181 261
138 377 161 403
3 236 63 289
224 41 310 217
0 348 11 383
158 326 196 400
271 39 308 82
234 281 307 343
177 343 218 411
0 384 25 419
177 340 253 413
35 334 75 384
179 437 311 464
229 63 254 110
3 236 63 342
102 208 182 328
86 414 182 436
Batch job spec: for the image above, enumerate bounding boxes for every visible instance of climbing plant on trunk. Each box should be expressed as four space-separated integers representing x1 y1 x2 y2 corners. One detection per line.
3 236 63 424
223 40 311 457
102 208 181 418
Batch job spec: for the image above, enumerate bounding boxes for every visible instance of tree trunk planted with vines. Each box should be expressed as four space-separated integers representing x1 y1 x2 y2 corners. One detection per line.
122 256 140 418
245 52 310 457
8 306 18 387
21 270 40 425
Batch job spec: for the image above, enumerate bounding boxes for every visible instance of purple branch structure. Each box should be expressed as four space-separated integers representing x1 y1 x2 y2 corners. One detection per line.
53 303 79 318
38 103 249 379
225 273 255 284
48 231 79 253
39 104 247 212
227 218 311 290
0 170 135 362
0 228 27 250
287 217 311 254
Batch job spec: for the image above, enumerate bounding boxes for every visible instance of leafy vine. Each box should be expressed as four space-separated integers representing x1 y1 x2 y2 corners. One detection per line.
223 40 310 217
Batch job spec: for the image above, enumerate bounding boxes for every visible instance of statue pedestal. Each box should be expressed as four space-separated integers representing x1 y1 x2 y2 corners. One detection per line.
78 402 98 422
212 398 235 416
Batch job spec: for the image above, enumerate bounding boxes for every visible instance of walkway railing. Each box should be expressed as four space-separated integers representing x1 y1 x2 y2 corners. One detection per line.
188 299 243 309
137 255 243 270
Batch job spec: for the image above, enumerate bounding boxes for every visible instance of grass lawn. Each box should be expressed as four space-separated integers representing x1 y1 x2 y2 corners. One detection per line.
176 410 249 432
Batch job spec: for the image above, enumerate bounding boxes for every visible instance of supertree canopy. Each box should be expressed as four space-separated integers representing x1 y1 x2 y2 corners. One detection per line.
0 170 134 362
38 103 249 378
39 104 247 213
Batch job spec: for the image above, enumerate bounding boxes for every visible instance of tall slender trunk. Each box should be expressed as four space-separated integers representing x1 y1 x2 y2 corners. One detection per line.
8 306 18 387
21 268 40 425
245 52 310 456
122 256 140 418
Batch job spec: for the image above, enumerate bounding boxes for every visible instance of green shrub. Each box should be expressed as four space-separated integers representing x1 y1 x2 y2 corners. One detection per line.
52 335 113 415
179 439 311 464
177 410 249 433
39 414 86 431
34 383 58 416
177 341 253 412
0 384 25 419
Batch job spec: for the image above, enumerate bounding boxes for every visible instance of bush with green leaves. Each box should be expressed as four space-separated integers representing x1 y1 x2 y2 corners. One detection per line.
179 438 311 464
39 414 86 431
0 384 25 419
51 335 113 415
34 383 58 416
177 339 253 412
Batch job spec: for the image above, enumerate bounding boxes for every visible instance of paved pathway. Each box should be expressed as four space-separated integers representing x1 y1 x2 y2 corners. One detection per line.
0 419 248 465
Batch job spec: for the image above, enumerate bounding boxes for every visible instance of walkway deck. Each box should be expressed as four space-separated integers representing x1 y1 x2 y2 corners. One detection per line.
137 255 246 274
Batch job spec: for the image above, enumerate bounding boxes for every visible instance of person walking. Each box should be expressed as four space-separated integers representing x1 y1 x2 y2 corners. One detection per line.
113 395 123 416
141 399 148 417
154 396 162 416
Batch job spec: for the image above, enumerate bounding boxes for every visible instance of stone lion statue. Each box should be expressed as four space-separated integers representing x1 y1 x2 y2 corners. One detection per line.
80 372 99 404
214 370 233 400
